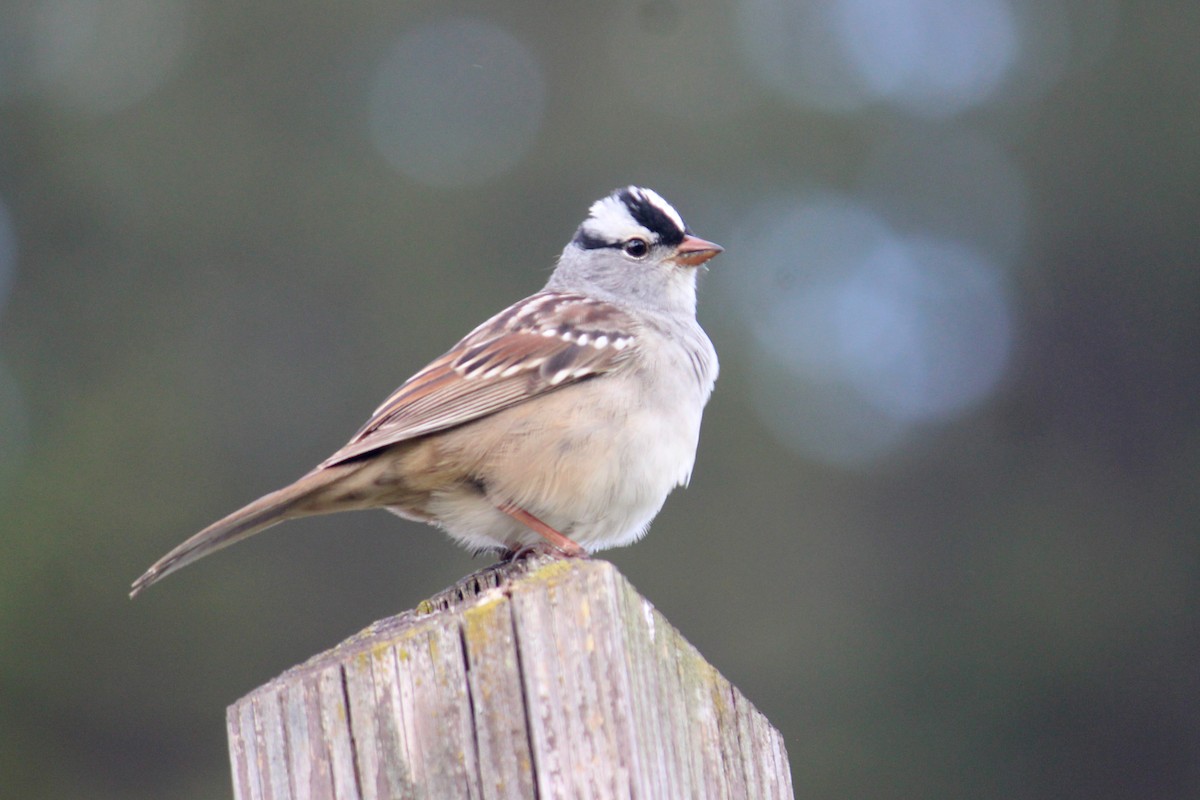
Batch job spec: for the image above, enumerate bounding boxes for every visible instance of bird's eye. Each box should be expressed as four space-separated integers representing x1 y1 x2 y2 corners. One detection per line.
623 238 649 258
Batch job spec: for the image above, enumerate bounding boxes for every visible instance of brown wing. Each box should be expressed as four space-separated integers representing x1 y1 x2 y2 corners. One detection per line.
321 291 638 467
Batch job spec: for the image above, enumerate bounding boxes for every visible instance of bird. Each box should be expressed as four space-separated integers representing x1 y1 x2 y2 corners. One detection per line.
130 186 722 598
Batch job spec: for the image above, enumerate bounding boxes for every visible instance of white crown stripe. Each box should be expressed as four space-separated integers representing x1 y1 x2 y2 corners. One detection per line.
580 187 687 248
636 187 686 235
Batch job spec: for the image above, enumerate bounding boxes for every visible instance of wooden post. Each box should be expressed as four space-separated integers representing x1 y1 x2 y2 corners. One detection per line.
227 557 793 799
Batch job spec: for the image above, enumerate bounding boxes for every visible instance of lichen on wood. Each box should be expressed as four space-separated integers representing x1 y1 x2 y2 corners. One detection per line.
227 557 793 800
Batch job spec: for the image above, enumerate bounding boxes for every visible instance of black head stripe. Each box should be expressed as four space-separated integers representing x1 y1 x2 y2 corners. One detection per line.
618 188 687 247
573 229 610 250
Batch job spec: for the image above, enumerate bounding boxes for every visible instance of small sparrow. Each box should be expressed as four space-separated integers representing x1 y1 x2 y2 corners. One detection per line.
131 187 721 597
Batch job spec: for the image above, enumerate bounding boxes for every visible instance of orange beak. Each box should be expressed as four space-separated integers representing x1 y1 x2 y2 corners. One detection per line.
671 234 724 267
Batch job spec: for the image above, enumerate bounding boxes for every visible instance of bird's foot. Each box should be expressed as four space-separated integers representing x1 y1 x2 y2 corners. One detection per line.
501 540 590 563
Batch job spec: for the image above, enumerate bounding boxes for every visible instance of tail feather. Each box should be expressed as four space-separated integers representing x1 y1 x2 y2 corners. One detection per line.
129 467 351 598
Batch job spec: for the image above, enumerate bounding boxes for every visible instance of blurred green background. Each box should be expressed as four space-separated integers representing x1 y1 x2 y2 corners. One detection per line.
2 1 1197 798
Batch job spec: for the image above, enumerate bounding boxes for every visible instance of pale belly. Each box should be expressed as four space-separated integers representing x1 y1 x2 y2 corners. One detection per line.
401 371 707 553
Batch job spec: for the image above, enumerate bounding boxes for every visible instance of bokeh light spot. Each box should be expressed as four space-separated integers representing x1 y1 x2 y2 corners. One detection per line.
728 195 1015 466
368 18 545 189
835 236 1013 420
31 0 191 114
834 0 1018 116
738 0 1025 116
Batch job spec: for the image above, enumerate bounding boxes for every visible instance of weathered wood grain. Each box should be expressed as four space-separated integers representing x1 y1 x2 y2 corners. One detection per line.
227 557 793 799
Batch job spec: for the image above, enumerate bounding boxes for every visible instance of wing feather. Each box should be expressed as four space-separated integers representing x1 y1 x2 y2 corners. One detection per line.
321 292 638 466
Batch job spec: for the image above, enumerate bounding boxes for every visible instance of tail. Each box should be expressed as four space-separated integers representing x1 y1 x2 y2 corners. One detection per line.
130 464 359 598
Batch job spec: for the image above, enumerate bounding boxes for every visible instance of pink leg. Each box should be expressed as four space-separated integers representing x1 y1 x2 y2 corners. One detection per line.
496 503 588 558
